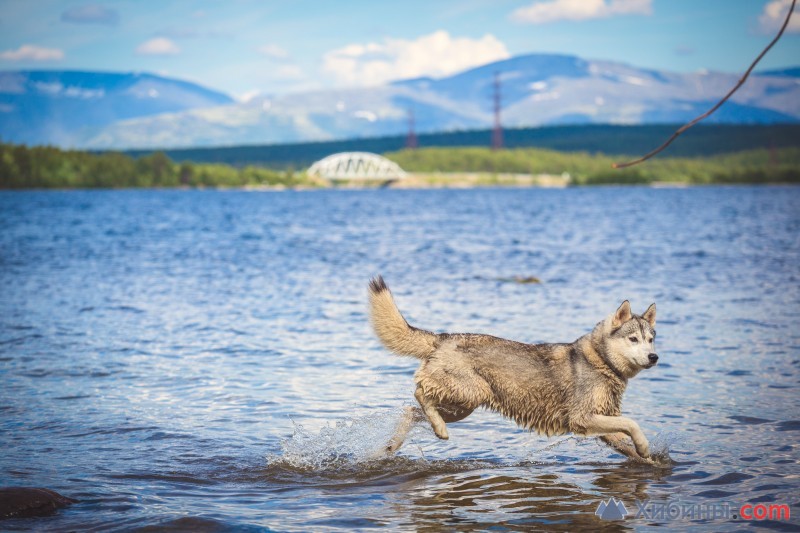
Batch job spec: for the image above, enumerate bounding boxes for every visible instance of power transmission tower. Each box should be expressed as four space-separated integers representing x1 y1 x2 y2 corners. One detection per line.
492 71 503 150
405 108 418 150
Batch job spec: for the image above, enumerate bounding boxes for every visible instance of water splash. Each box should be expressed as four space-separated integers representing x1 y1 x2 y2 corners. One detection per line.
522 432 677 467
646 431 677 467
270 408 418 471
270 411 679 472
524 436 584 464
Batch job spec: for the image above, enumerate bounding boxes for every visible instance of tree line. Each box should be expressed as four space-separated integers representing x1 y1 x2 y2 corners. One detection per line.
1 141 798 189
0 143 308 189
128 124 800 170
386 146 800 185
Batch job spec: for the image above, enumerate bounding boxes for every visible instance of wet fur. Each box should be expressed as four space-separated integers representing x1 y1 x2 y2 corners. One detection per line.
369 276 658 461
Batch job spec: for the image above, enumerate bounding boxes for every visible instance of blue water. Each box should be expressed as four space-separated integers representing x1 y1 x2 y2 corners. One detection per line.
1 187 799 531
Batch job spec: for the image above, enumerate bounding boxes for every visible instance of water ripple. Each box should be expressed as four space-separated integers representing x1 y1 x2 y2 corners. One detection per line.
1 187 799 531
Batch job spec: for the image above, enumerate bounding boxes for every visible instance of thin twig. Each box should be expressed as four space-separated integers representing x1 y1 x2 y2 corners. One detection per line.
613 0 797 169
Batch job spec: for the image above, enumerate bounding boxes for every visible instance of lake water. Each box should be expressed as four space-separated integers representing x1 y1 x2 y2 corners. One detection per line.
1 187 799 531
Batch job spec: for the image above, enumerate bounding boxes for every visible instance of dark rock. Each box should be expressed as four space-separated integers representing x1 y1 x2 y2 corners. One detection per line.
497 276 542 284
0 487 77 519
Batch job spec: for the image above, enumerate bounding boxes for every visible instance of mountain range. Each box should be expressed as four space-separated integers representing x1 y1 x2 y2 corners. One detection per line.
1 54 798 150
0 70 232 147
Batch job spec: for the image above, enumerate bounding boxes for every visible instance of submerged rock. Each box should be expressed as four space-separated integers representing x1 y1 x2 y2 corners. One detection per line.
0 487 76 519
496 276 542 284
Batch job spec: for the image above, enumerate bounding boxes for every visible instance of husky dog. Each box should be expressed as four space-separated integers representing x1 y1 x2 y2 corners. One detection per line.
368 276 659 461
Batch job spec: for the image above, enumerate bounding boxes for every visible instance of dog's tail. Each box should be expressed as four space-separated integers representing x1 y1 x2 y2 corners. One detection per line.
368 276 437 359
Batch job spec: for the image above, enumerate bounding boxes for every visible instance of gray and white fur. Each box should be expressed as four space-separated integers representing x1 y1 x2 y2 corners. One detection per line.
368 276 659 461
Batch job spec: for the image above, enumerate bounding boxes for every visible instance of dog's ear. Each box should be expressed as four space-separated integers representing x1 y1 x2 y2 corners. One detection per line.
612 300 632 329
642 303 656 328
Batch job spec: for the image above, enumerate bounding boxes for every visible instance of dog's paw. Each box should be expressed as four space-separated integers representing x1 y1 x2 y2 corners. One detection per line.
433 427 449 440
635 442 650 459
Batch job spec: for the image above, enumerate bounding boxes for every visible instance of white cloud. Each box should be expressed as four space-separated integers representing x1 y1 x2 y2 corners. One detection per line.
136 37 180 56
258 44 289 59
237 89 261 103
759 0 800 33
354 110 378 122
0 44 64 61
322 30 510 87
511 0 652 24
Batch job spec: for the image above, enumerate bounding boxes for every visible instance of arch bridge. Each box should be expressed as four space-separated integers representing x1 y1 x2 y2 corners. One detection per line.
307 152 407 183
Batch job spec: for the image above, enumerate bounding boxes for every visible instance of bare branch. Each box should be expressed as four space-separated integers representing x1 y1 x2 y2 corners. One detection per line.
613 0 797 169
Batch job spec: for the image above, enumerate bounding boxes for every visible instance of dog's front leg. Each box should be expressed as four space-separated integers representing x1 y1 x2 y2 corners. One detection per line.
582 414 650 458
600 433 639 460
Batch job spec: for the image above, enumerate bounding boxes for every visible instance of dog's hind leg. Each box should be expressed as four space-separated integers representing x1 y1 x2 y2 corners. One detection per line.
386 402 474 453
386 406 425 454
414 385 450 439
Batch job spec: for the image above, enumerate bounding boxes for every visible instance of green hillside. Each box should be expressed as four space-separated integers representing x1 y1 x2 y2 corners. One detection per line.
0 145 304 189
385 147 800 185
2 140 798 189
124 124 800 169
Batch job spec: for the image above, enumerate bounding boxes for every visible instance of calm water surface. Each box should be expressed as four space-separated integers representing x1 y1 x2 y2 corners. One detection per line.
1 187 799 531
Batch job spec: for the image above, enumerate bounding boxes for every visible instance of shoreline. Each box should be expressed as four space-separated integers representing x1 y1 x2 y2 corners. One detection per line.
2 180 799 193
4 142 798 190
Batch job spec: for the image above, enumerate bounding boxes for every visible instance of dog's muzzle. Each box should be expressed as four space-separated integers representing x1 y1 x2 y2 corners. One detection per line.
646 353 659 367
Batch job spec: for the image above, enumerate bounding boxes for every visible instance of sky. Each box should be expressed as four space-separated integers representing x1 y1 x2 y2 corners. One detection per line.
1 0 798 99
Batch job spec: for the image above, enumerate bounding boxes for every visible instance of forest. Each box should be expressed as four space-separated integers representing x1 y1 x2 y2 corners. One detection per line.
387 146 800 185
1 141 798 189
127 124 800 169
0 144 304 189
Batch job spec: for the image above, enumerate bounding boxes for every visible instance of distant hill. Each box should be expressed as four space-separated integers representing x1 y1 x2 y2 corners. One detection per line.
126 124 800 169
0 70 232 146
81 54 800 150
758 67 800 78
2 56 799 150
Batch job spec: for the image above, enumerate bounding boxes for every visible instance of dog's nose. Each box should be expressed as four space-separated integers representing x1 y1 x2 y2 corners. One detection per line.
648 353 659 364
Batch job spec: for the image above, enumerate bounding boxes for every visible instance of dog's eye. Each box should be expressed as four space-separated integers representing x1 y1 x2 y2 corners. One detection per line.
628 336 639 344
648 337 653 343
